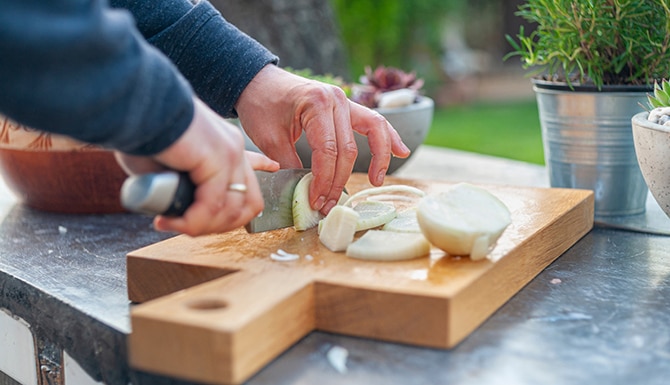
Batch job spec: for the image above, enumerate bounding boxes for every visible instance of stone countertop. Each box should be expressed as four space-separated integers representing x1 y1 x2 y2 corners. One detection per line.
2 146 670 385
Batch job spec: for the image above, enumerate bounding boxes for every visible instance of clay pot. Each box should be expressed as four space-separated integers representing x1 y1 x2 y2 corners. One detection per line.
0 115 128 213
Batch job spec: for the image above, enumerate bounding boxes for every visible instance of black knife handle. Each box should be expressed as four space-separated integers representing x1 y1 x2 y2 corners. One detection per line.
163 172 196 216
120 171 196 217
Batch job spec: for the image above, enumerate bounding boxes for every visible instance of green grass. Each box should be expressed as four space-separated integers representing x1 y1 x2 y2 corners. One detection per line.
424 99 545 165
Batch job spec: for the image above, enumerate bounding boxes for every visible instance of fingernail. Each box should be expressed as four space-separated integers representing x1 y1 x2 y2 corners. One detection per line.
322 199 338 214
315 195 326 210
376 169 387 185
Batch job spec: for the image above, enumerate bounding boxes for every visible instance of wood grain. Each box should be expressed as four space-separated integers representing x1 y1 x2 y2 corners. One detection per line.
127 174 594 384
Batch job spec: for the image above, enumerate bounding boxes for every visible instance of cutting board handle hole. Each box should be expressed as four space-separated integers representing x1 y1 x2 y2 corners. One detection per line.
186 298 228 311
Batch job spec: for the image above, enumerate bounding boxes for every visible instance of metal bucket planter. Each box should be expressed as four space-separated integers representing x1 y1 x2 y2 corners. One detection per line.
533 80 650 217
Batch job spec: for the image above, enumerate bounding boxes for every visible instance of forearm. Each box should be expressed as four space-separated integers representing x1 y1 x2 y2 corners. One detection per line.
0 0 194 155
111 0 278 118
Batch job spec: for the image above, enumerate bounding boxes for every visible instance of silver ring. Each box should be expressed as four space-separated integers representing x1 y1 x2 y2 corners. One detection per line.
228 183 248 193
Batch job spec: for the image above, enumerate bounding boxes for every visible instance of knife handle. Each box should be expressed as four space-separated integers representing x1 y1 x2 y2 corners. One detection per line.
120 171 195 216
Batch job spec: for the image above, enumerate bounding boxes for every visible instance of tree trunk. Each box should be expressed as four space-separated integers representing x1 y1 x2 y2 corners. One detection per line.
210 0 349 79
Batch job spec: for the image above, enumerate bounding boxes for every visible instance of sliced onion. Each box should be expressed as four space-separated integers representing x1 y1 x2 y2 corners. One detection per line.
292 172 348 231
382 208 421 233
292 172 322 231
319 205 360 252
416 183 511 260
353 201 397 231
343 185 425 207
346 230 431 261
270 249 300 261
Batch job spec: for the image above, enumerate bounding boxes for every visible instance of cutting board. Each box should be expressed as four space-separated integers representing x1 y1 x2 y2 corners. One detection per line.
127 174 594 384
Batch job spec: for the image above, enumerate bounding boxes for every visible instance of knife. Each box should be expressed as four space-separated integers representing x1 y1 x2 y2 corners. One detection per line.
120 168 312 233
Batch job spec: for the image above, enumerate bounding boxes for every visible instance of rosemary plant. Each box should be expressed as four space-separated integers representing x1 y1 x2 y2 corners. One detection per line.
505 0 670 89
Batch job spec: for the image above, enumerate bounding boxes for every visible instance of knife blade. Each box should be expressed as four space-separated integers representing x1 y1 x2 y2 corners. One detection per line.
120 168 312 233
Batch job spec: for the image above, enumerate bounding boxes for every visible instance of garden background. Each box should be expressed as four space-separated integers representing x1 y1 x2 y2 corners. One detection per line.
212 0 543 165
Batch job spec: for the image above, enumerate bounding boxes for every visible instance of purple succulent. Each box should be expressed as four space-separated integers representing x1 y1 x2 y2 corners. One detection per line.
351 66 424 108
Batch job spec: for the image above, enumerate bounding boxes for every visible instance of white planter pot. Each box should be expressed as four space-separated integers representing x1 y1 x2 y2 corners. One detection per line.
632 111 670 218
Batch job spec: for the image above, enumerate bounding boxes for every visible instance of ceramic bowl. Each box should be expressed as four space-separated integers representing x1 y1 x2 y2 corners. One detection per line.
0 115 128 213
294 96 434 174
632 111 670 217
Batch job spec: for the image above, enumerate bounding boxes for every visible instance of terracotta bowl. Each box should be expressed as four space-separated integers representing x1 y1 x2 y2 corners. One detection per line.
632 111 670 218
294 96 434 174
0 115 128 213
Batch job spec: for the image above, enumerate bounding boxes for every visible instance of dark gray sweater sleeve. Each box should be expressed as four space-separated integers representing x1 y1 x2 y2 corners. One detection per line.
0 0 194 155
111 0 279 118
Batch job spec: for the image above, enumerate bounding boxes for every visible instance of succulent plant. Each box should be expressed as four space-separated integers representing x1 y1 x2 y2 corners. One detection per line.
351 66 424 109
648 80 670 109
646 80 670 126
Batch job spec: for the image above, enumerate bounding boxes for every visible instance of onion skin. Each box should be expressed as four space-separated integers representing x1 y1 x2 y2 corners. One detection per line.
292 173 322 231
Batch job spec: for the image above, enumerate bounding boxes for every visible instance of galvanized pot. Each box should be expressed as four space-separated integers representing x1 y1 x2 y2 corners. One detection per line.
533 79 650 216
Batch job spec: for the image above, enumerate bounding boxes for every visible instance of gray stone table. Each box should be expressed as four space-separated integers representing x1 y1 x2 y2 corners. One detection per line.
2 146 670 385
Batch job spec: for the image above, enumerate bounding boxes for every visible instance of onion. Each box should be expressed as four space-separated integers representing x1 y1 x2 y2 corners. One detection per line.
352 201 397 231
292 172 348 231
382 208 421 233
319 205 360 252
416 183 511 260
346 230 431 261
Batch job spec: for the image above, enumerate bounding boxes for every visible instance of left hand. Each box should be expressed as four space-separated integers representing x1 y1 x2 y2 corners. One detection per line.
235 64 411 215
115 98 280 236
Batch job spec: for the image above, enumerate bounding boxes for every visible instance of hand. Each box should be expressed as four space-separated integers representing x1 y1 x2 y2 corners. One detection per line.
235 65 410 215
116 98 279 236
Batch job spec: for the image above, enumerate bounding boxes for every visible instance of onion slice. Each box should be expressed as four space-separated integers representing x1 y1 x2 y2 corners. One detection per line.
353 201 397 231
382 208 421 233
292 172 348 231
346 230 431 261
343 185 425 207
319 205 360 252
416 183 511 260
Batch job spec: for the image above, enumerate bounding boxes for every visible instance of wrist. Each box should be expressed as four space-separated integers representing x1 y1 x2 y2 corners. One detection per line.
234 64 290 117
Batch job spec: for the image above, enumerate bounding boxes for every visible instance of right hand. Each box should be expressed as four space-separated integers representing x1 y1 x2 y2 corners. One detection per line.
115 98 279 236
235 65 410 216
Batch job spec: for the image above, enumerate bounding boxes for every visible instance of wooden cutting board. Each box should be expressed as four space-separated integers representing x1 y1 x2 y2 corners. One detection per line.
127 174 594 384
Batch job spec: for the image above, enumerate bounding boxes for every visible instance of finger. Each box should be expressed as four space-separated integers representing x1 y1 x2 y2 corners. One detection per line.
349 102 410 186
154 161 263 235
213 157 261 230
156 146 245 235
304 90 357 213
312 95 357 214
114 152 167 175
261 142 304 169
242 124 304 169
246 151 280 172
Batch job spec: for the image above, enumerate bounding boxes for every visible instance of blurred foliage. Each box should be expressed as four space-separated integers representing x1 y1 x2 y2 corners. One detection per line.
427 101 544 164
283 67 352 97
330 0 465 91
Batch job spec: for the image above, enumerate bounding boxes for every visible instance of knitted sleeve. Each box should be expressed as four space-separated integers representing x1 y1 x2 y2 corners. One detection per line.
111 0 279 117
0 0 195 155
